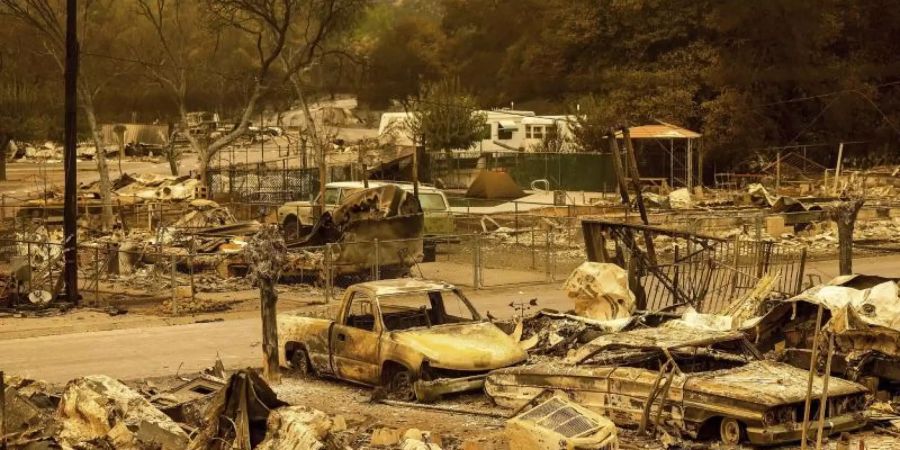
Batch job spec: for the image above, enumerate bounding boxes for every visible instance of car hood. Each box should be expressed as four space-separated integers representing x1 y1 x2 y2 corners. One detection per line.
685 360 867 406
392 322 527 371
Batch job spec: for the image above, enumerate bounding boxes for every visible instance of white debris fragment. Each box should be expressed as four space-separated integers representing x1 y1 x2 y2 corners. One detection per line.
256 405 335 450
667 188 693 209
564 262 636 320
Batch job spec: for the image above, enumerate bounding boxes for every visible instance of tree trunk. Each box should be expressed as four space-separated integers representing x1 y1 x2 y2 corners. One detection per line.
830 199 864 275
82 104 115 230
0 133 9 182
166 145 180 176
259 278 280 383
290 79 326 209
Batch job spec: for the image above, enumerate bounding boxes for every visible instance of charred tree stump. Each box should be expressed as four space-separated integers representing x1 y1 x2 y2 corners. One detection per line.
247 225 288 383
828 199 864 275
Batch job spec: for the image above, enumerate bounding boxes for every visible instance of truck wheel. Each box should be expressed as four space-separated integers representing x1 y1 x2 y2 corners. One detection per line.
387 368 416 401
291 348 313 378
719 418 744 446
283 216 300 241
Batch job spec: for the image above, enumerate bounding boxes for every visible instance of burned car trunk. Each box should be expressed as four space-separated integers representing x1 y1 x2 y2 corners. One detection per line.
485 328 868 446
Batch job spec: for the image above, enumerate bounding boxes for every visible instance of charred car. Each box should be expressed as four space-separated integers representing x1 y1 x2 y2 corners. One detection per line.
279 279 527 401
485 328 868 446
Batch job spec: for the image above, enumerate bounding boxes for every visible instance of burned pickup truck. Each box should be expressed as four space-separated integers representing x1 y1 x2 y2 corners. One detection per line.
278 279 527 401
485 328 868 446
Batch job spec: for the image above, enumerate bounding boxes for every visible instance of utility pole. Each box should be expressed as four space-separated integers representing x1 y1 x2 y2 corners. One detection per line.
63 0 79 304
606 129 630 205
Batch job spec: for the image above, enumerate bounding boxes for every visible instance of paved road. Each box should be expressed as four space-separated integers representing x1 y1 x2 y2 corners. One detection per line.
806 253 900 279
2 255 897 384
0 283 566 383
0 319 262 383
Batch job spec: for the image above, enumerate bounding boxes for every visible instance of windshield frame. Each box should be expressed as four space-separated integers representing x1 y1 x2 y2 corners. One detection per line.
375 288 483 332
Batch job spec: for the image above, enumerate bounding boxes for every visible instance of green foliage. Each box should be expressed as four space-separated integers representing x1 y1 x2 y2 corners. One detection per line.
354 0 900 169
406 78 486 153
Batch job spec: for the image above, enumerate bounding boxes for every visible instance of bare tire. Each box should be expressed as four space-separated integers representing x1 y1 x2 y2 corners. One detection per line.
387 368 416 401
283 216 300 241
290 348 313 377
719 418 744 446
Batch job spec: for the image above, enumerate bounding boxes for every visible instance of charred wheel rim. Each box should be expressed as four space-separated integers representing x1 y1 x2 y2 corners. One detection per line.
719 418 742 445
291 349 311 377
389 370 416 401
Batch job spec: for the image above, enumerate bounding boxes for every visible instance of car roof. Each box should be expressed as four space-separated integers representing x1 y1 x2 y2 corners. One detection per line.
567 327 744 364
352 278 456 296
325 181 443 193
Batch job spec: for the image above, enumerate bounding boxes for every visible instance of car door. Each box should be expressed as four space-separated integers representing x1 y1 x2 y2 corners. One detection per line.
331 291 382 385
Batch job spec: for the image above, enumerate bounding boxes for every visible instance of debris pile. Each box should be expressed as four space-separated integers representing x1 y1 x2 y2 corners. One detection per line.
57 375 190 450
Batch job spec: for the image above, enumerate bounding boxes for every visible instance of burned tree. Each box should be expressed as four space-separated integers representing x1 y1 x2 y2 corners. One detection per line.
828 198 865 275
246 225 288 383
0 0 129 230
134 0 367 183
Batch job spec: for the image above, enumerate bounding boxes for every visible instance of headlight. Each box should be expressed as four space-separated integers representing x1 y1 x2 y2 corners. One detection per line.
764 409 778 426
777 406 796 423
764 406 797 425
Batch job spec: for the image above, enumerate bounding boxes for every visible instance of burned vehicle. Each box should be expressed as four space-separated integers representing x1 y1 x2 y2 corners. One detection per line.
278 181 454 241
485 328 868 446
752 275 900 398
278 279 527 401
274 184 424 279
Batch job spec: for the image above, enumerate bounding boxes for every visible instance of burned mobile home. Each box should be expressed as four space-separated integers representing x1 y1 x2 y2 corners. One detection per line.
485 327 869 446
750 274 900 399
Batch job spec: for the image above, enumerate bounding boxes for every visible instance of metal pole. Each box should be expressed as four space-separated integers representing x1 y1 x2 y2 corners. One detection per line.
514 202 519 245
325 243 333 303
545 230 552 282
260 111 265 162
26 243 32 293
833 142 844 195
94 245 100 305
63 0 79 304
374 238 380 281
1 370 6 450
170 254 178 315
815 334 836 450
189 242 195 305
472 234 480 289
800 304 824 450
531 227 536 270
